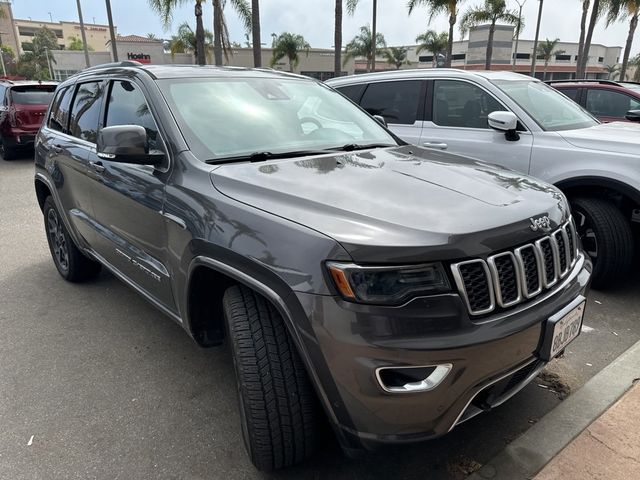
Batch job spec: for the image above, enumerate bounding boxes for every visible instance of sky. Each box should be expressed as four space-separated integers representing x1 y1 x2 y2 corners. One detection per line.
9 0 639 56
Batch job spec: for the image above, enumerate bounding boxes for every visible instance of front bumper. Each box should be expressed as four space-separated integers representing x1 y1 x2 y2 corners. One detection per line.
294 253 591 451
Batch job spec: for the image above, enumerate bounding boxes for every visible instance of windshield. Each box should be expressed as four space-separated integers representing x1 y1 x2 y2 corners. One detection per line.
493 80 598 131
10 86 56 105
158 77 397 160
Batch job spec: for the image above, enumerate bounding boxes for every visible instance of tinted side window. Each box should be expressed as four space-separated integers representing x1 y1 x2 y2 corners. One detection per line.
360 80 422 125
586 89 640 118
48 86 73 133
433 80 506 129
559 88 579 102
69 82 104 143
105 80 161 151
336 84 366 103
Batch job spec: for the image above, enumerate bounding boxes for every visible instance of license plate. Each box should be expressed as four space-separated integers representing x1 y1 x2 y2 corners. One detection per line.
538 299 585 361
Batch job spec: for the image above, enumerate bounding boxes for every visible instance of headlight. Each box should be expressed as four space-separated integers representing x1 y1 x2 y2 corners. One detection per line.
326 262 451 305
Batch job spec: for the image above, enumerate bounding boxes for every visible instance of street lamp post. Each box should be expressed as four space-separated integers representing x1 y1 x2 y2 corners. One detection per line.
45 46 53 80
530 0 544 77
371 0 378 73
105 0 118 61
513 0 526 71
75 0 91 68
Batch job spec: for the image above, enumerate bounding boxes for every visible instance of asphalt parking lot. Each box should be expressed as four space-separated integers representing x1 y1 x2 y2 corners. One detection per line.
1 155 639 480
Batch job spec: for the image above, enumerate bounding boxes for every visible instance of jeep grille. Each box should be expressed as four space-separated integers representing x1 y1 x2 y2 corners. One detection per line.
452 219 579 316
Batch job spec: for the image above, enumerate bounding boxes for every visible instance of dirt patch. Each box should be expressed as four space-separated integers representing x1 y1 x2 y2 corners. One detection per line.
537 370 572 400
446 455 482 479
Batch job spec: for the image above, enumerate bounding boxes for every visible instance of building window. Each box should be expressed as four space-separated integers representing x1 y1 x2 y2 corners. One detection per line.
419 55 434 63
451 53 466 61
598 57 604 63
515 53 530 60
555 54 571 61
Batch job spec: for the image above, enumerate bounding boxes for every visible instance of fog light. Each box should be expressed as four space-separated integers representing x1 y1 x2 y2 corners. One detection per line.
375 364 452 393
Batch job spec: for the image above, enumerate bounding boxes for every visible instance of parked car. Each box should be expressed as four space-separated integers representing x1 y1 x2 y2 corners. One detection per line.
327 70 640 288
0 80 57 160
35 63 591 470
545 79 640 123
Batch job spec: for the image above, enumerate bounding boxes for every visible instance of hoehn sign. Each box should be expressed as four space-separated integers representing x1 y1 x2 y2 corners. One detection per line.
127 52 151 64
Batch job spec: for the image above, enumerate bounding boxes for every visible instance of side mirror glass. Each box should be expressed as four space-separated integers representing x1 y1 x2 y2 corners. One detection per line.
373 114 387 128
97 125 164 165
625 109 640 122
488 111 520 141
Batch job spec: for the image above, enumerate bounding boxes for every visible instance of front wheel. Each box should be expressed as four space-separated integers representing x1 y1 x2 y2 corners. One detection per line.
223 285 317 471
571 197 634 289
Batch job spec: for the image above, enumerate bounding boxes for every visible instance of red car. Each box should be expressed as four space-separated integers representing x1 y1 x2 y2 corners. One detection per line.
546 79 640 123
0 80 57 160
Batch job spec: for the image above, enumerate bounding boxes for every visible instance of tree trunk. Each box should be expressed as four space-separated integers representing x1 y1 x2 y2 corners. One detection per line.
576 0 589 77
251 0 262 67
579 0 600 78
530 0 544 76
334 0 342 77
486 20 496 70
619 14 638 81
446 13 455 68
371 0 377 72
213 0 223 66
544 60 549 80
194 0 206 66
105 0 118 61
289 56 294 72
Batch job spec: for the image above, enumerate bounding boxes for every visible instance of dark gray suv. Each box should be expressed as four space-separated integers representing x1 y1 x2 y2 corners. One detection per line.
34 62 591 471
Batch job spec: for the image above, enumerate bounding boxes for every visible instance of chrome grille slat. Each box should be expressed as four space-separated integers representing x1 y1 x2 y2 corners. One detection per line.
452 217 578 316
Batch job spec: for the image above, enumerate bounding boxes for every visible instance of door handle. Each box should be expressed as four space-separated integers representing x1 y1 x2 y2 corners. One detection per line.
423 142 448 150
51 144 63 153
89 160 106 173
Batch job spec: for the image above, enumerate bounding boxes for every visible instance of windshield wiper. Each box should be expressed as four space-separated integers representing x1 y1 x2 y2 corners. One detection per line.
206 149 329 165
327 143 396 152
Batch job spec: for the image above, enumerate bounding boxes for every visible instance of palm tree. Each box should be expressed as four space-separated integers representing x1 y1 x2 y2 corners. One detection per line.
212 0 251 66
606 0 640 81
149 0 207 65
630 53 640 81
605 63 621 79
536 38 565 80
415 30 448 67
344 25 386 72
251 0 261 67
408 0 464 68
578 0 605 77
169 22 214 63
383 47 411 69
577 0 590 74
460 0 520 70
269 32 310 72
334 0 359 77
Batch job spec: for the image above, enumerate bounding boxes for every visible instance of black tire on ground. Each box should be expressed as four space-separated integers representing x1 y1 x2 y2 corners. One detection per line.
43 196 102 282
571 197 634 289
0 138 17 160
223 285 317 471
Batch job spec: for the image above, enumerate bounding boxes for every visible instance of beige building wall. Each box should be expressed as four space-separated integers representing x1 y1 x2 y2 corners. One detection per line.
0 2 20 57
14 19 115 53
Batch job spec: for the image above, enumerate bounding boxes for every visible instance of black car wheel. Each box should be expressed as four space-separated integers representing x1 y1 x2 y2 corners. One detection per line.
43 196 102 282
571 197 634 289
223 285 317 471
0 138 17 160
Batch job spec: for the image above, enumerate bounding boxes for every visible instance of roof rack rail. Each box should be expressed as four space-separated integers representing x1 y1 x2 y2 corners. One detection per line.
81 60 143 73
543 79 620 86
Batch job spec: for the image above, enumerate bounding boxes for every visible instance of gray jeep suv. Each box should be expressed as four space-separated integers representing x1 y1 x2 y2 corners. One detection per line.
34 63 591 471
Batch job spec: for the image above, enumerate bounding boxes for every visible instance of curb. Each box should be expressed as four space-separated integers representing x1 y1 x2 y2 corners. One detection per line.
467 339 640 480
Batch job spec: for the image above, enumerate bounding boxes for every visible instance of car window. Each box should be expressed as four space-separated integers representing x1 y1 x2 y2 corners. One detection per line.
334 84 366 103
559 88 579 102
585 89 640 118
48 86 73 133
105 80 162 151
9 85 56 105
69 82 104 143
359 80 422 125
432 80 506 129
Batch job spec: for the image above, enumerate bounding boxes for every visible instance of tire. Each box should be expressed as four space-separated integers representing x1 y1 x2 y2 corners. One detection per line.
0 138 17 160
571 197 634 289
43 196 101 282
223 285 317 471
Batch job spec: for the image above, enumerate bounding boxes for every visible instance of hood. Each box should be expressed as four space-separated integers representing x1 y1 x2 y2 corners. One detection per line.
558 122 640 156
210 146 569 263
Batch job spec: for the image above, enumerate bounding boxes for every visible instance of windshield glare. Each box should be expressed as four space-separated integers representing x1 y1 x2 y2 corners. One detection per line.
158 77 396 160
493 80 598 131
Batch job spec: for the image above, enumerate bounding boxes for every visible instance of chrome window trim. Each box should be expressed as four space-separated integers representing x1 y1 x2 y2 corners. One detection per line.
451 259 495 315
487 251 522 308
514 244 543 299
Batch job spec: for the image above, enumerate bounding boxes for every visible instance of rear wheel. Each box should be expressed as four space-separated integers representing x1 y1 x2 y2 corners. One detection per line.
571 197 634 289
223 285 317 471
43 196 101 282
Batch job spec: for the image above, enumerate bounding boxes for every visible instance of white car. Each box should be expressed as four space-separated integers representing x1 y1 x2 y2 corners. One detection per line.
327 70 640 288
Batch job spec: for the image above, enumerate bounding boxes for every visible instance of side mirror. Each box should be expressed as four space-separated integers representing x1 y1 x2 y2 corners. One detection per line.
373 114 387 128
97 125 164 165
488 111 520 141
625 110 640 122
